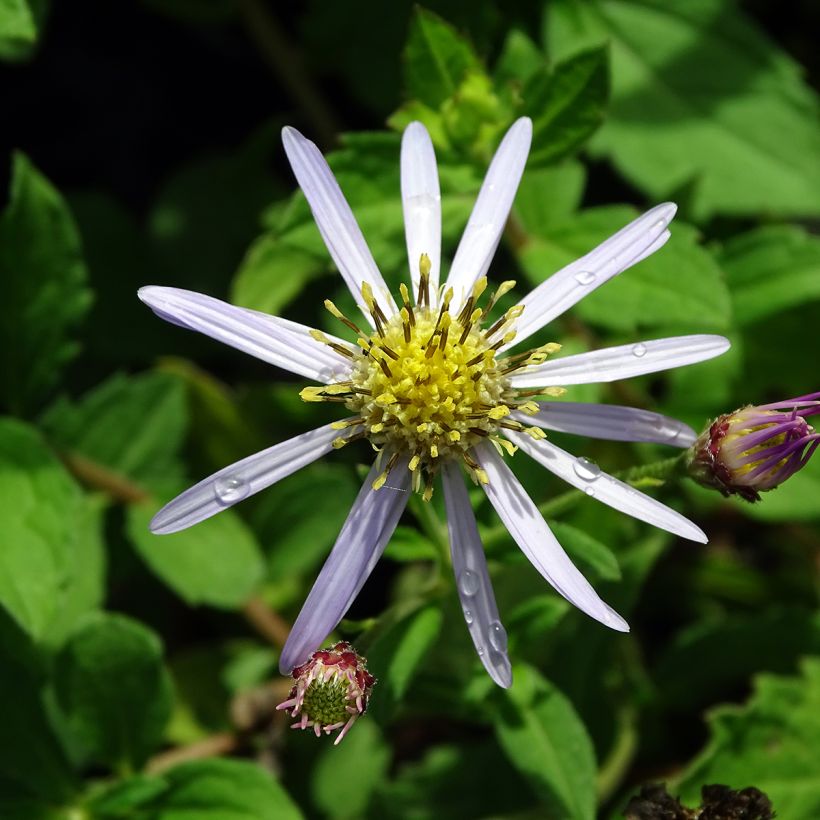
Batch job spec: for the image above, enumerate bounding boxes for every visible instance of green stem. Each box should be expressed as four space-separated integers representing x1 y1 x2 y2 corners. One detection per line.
410 494 451 565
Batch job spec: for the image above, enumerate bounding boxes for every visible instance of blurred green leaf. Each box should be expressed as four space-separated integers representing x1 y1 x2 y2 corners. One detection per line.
251 462 359 578
42 371 188 496
494 29 544 88
545 0 820 219
90 758 303 819
513 162 586 236
719 225 820 326
0 0 44 61
0 609 76 804
524 45 609 166
519 207 731 332
494 664 596 820
383 525 439 563
0 418 105 645
677 657 820 816
55 612 173 771
127 502 265 608
0 153 92 414
311 720 390 819
404 7 482 108
549 520 621 582
367 605 443 722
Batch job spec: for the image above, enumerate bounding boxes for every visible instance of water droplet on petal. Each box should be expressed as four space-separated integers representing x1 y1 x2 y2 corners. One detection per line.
573 457 601 482
585 487 596 497
574 270 596 286
458 570 480 596
655 218 667 230
488 621 508 652
213 475 250 506
632 343 647 358
463 608 474 625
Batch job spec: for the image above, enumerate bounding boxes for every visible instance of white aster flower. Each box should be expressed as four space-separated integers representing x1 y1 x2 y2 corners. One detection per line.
138 118 729 688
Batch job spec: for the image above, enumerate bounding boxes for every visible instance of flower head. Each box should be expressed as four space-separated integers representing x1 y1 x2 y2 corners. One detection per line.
688 393 820 501
276 641 375 745
138 117 729 688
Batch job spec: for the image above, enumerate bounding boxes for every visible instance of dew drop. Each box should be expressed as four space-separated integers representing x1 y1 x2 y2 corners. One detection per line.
631 343 647 358
574 270 596 286
458 570 480 596
488 621 508 652
585 487 596 497
573 457 601 482
463 608 474 625
655 218 667 230
213 475 250 506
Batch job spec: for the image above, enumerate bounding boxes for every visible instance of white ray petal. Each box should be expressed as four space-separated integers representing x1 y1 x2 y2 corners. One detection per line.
442 462 512 688
474 444 629 632
401 122 441 305
507 431 707 543
150 422 346 534
508 203 676 350
509 335 730 388
279 460 410 673
281 127 395 324
446 118 532 310
138 286 352 383
513 402 696 447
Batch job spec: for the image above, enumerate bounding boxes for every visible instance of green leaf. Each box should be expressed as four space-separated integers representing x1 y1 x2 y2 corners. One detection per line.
231 238 327 320
383 525 439 563
0 609 76 803
494 664 596 820
0 153 92 413
89 759 302 819
525 45 609 166
311 720 390 819
55 612 173 771
513 162 586 237
545 0 820 219
42 371 188 496
126 501 265 608
404 8 482 108
0 418 105 645
719 225 820 326
519 207 731 332
494 29 545 88
677 657 820 816
0 0 41 61
548 520 621 582
367 605 443 722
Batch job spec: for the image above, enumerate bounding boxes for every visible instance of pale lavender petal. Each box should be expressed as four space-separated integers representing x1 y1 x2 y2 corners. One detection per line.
474 444 629 632
279 459 410 673
281 127 394 323
507 203 677 350
401 122 441 304
507 431 707 543
138 286 352 383
513 402 696 448
442 462 512 688
446 118 532 310
509 335 730 388
151 422 346 534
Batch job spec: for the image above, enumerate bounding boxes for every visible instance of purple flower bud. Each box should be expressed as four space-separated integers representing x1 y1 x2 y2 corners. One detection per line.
276 641 376 745
688 392 820 501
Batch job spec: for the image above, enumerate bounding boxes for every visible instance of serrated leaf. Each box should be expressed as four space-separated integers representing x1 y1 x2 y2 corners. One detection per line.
519 207 731 332
494 664 596 820
0 418 105 645
367 605 443 722
545 0 820 219
126 501 265 608
404 8 482 108
719 225 820 326
0 153 92 413
41 371 188 496
677 658 820 816
55 612 173 771
525 45 609 165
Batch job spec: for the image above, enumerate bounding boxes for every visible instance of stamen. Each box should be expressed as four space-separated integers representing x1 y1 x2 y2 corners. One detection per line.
324 300 362 335
418 253 431 307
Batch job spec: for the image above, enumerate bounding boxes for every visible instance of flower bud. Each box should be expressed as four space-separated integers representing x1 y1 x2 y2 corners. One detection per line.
276 641 375 745
687 392 819 501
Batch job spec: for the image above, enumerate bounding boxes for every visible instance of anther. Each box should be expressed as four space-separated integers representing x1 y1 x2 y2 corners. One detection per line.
324 300 362 335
